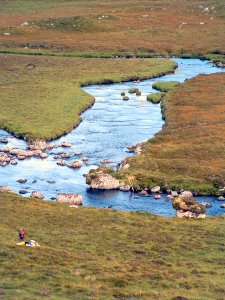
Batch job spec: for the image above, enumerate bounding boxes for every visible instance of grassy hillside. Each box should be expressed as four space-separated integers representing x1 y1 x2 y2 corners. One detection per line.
0 54 176 141
0 191 224 299
0 0 225 57
117 73 225 195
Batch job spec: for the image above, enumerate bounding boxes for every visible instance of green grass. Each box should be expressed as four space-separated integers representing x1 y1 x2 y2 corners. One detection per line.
147 92 165 104
116 73 225 195
0 55 177 141
152 81 180 92
0 191 224 299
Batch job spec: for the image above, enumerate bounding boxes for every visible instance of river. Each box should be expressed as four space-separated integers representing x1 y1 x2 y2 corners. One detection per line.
0 58 224 217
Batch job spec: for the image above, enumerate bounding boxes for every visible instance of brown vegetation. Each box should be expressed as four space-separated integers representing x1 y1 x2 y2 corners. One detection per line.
0 0 225 56
117 73 225 194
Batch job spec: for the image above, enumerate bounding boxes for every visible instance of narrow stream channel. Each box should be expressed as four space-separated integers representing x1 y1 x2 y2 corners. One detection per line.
0 58 224 217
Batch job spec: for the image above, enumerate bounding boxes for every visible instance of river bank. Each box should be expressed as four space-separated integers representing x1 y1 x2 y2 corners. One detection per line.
115 72 225 196
0 190 225 299
0 58 225 215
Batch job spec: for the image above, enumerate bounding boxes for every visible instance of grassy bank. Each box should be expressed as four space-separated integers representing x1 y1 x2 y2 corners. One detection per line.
0 54 176 141
116 73 225 195
0 0 225 57
0 191 224 299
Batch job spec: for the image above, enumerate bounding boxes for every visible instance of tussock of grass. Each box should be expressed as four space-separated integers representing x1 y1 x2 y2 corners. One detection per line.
117 73 225 195
0 191 224 299
152 81 180 92
147 92 165 104
0 55 176 141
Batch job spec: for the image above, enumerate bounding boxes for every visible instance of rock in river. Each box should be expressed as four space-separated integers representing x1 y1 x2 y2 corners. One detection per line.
0 138 8 144
0 186 12 192
90 173 120 190
151 186 161 193
57 193 82 206
69 160 82 169
30 191 44 200
180 191 193 198
17 179 27 183
119 183 131 192
173 196 206 219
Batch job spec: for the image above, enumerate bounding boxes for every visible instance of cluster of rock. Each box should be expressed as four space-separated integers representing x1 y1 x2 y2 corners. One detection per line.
87 171 131 192
0 140 51 166
0 138 88 168
172 192 206 218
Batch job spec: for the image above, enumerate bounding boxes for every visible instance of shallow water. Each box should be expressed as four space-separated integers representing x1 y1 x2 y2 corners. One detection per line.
0 58 224 217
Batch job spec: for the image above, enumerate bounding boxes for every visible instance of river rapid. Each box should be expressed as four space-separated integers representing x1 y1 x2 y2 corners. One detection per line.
0 58 224 217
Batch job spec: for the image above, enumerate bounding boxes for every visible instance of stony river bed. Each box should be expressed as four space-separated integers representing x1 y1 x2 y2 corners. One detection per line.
0 58 224 217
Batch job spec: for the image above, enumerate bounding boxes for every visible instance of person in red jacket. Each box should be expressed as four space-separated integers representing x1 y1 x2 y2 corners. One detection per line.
18 228 25 242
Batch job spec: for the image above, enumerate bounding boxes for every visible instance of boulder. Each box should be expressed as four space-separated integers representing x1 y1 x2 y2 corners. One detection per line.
30 191 44 200
82 156 89 162
0 147 10 152
29 140 47 151
0 138 8 144
75 151 82 156
151 186 161 193
139 190 149 197
17 155 26 160
199 202 212 208
17 179 27 183
40 153 48 159
90 173 120 190
217 196 225 201
167 195 174 200
57 193 82 206
123 96 129 101
57 160 67 166
0 186 12 192
19 189 28 194
220 204 225 208
173 196 206 219
0 153 11 166
176 210 206 219
61 142 72 148
32 150 43 157
154 194 161 199
171 191 179 197
100 159 113 164
119 183 131 192
54 153 71 159
180 191 193 198
69 160 82 168
46 144 54 150
11 160 17 165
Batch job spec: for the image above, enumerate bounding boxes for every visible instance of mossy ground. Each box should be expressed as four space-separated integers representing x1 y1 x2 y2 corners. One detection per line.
152 81 180 92
0 54 176 141
147 92 165 104
0 191 224 300
117 73 225 195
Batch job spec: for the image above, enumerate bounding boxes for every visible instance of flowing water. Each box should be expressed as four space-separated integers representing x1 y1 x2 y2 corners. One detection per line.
0 58 224 217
